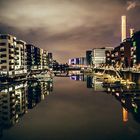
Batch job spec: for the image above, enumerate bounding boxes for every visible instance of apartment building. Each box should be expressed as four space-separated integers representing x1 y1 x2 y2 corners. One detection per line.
15 40 27 74
0 34 52 76
26 44 41 70
0 34 16 76
132 31 140 65
40 49 48 70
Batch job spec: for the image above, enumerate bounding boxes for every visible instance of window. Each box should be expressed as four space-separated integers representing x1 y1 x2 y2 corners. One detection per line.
0 48 6 52
0 35 10 39
1 66 7 69
133 41 136 46
0 42 6 46
1 54 6 58
1 60 7 63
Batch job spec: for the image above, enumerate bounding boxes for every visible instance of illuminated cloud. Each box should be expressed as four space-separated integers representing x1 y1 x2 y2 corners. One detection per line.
0 0 140 62
127 1 136 11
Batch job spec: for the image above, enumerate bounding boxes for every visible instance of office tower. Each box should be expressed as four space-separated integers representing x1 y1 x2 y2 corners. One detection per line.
92 48 106 68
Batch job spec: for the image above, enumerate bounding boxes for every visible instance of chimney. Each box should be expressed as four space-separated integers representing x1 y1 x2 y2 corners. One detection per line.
130 28 134 37
121 15 127 42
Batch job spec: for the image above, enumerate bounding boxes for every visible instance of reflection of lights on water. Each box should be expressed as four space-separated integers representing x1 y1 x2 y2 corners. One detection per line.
123 108 128 122
134 108 138 113
112 89 115 92
132 102 137 108
116 92 120 97
41 94 45 100
47 91 50 95
107 88 111 92
16 114 18 118
121 99 125 104
126 85 130 89
50 83 53 87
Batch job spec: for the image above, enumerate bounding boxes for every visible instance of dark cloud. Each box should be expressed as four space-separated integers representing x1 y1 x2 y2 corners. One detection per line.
0 0 140 62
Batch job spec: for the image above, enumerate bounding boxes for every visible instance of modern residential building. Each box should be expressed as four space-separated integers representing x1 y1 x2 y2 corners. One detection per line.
40 49 48 69
132 31 140 65
48 52 53 68
0 34 52 77
26 44 41 70
105 49 113 66
105 34 140 68
122 38 133 67
15 40 27 74
0 34 16 76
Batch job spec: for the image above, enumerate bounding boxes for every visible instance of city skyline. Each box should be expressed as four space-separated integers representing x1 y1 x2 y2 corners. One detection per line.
0 0 140 62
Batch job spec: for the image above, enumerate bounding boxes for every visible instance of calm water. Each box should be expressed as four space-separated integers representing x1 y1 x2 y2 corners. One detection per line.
0 75 140 140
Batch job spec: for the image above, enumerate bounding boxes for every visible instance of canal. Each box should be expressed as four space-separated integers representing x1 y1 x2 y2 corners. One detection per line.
0 75 140 140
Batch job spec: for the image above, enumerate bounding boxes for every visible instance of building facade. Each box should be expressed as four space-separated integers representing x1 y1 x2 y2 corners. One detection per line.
92 48 106 68
86 50 92 65
0 34 16 76
0 34 51 76
132 31 140 65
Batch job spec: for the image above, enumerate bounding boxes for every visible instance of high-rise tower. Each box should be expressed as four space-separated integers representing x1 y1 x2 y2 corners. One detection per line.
121 15 127 42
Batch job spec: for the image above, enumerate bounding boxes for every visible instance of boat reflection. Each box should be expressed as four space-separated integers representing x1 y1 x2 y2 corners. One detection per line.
0 79 53 137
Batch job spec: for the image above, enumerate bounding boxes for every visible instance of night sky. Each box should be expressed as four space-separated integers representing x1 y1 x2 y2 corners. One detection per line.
0 0 140 62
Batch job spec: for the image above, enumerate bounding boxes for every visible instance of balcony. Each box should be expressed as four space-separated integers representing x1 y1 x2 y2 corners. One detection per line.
9 50 14 54
0 48 7 52
0 54 7 58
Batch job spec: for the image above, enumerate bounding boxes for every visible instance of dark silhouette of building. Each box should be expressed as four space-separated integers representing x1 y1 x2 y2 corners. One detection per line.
132 31 140 65
86 50 92 65
26 44 41 70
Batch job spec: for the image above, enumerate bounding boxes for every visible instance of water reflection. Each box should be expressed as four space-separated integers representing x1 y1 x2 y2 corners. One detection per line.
70 74 86 81
0 79 53 137
70 73 140 123
106 85 140 123
70 74 104 91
